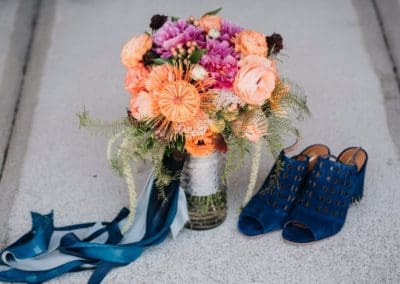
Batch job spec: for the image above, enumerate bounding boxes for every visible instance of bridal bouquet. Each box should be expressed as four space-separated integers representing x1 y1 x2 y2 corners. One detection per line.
79 8 309 230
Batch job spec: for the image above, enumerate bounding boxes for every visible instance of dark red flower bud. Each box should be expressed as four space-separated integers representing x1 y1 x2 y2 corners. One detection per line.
150 14 168 30
266 33 283 56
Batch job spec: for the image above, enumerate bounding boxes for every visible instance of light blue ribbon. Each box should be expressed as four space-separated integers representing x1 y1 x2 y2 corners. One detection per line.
0 172 189 283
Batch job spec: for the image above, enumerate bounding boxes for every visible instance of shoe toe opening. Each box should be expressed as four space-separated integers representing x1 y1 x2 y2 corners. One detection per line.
282 222 315 244
238 215 264 236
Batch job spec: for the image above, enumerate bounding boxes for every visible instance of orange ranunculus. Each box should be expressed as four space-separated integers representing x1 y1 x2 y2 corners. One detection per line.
121 34 152 68
199 15 222 32
129 91 158 121
233 55 276 105
234 30 268 57
185 129 215 157
145 64 177 93
124 64 149 94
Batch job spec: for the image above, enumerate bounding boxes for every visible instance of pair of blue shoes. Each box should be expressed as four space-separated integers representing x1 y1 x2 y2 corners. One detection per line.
238 144 368 244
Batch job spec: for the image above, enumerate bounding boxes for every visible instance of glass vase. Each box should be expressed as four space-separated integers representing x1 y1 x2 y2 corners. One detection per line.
180 151 227 230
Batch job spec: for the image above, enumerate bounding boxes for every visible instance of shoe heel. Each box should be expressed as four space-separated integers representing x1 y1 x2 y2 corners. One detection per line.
352 164 366 204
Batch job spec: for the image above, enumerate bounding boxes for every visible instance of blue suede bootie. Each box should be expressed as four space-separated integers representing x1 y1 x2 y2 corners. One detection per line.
282 147 368 244
238 144 330 237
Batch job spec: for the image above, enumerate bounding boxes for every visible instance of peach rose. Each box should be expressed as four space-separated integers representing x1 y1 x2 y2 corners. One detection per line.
233 55 276 105
124 64 149 94
235 30 268 57
121 34 152 68
199 15 222 32
129 91 158 121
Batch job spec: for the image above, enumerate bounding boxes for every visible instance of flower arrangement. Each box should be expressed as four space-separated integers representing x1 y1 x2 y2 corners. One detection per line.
79 8 310 231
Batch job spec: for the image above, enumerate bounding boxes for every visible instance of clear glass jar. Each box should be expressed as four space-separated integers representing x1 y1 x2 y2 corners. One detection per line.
180 152 227 230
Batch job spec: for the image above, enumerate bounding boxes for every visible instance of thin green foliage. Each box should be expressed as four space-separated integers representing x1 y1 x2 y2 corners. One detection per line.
150 143 176 200
256 77 310 195
281 78 311 119
202 7 222 17
77 109 129 136
78 110 177 200
223 135 250 182
264 115 299 158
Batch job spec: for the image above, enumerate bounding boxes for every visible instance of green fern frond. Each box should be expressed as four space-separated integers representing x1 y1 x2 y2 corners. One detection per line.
151 145 177 200
265 115 300 158
262 114 301 190
77 109 129 136
108 158 124 177
120 129 154 160
280 78 311 118
223 136 250 182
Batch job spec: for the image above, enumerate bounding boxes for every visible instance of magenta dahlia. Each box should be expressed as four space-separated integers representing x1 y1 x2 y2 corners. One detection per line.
199 39 240 89
219 20 242 42
152 19 205 58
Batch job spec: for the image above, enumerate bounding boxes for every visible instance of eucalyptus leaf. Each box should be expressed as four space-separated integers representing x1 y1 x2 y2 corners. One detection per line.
202 8 222 17
189 48 207 64
152 57 171 65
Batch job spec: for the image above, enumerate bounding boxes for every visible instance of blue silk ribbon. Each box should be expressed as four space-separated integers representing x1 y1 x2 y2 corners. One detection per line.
0 172 189 283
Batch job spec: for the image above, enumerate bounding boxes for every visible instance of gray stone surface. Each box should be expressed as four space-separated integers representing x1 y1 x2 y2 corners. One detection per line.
375 0 400 83
0 0 400 283
0 0 37 173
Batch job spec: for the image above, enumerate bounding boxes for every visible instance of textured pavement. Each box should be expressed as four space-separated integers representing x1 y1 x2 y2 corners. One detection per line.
0 0 37 175
0 0 400 283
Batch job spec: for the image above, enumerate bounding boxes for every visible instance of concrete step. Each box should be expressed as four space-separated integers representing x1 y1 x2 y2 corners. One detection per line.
374 0 400 84
0 0 38 174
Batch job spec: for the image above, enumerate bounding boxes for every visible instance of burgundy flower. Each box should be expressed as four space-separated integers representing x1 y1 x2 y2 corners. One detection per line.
150 14 168 30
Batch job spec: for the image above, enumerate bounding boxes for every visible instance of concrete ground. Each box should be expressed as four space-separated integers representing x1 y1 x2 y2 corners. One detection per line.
0 0 400 283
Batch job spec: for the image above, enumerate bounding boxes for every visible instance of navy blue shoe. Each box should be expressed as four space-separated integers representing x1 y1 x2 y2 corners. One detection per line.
238 144 330 237
282 147 368 244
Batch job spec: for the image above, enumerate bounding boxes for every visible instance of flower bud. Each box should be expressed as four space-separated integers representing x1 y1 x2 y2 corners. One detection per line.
210 119 226 133
208 28 221 39
190 64 208 81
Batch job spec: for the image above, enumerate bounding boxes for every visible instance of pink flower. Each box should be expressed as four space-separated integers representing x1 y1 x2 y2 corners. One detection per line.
129 91 158 121
152 20 205 58
233 55 276 105
124 65 149 94
244 123 263 142
199 15 222 32
235 30 268 57
219 20 242 41
199 39 240 89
